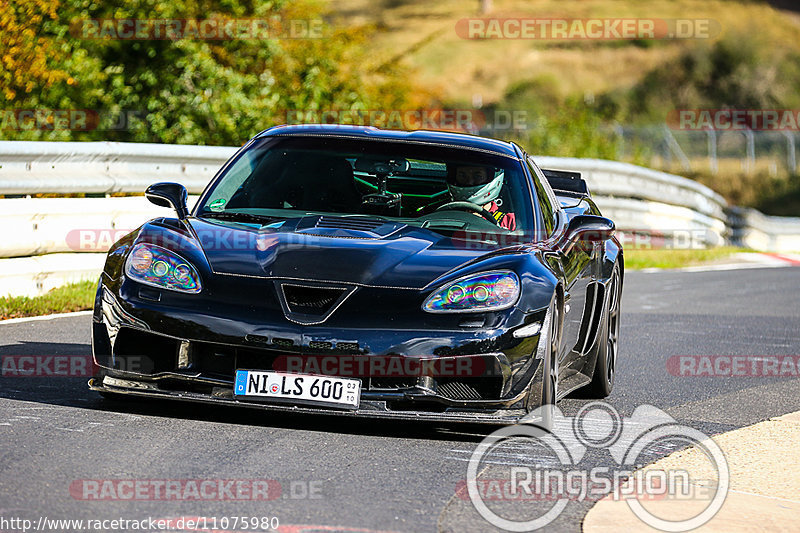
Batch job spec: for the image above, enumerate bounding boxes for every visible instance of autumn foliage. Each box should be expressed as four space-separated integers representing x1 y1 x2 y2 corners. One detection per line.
0 0 414 144
0 0 70 101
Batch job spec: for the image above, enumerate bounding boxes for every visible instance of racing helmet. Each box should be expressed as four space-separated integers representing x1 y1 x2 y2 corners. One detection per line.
447 165 504 205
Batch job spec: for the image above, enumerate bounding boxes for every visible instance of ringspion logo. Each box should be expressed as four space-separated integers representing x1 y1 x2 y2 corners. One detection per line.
466 402 728 531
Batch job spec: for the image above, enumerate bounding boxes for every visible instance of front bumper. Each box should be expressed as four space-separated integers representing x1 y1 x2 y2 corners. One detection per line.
92 278 547 422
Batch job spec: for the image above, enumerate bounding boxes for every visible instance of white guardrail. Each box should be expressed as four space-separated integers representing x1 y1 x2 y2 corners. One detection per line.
1 141 798 297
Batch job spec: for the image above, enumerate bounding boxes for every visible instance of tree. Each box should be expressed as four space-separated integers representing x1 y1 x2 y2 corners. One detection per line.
0 0 414 144
0 0 70 102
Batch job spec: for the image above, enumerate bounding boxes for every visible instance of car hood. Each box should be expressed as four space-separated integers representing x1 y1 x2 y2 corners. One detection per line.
188 216 516 290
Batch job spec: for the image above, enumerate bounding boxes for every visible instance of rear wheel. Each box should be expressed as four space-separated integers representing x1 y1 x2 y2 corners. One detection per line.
583 263 622 398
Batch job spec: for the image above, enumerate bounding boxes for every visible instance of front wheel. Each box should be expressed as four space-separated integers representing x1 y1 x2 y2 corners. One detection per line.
583 262 622 398
523 295 562 429
542 297 561 408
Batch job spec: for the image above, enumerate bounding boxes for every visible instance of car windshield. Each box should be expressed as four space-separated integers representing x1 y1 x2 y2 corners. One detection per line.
197 136 533 240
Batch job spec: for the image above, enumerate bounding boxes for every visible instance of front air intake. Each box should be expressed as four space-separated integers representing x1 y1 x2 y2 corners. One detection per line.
437 378 503 401
276 282 355 324
282 284 346 315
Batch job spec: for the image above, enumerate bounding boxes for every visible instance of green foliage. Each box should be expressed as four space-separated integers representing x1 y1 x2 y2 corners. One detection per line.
755 173 800 217
0 0 70 101
624 32 800 122
0 0 413 145
520 98 621 159
686 168 800 217
488 77 623 159
482 31 800 207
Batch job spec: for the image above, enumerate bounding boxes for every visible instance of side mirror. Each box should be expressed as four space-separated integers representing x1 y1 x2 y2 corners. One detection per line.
560 215 615 251
146 182 189 220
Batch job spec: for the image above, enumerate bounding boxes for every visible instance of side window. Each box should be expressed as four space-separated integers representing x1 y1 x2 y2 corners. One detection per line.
526 157 556 238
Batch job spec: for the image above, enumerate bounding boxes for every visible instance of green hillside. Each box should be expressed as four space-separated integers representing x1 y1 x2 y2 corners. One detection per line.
328 0 800 213
330 0 800 105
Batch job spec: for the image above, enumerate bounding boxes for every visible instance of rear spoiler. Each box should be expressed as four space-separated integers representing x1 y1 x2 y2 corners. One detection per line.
541 169 589 197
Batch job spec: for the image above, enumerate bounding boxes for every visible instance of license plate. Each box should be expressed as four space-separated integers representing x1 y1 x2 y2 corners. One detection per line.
234 370 361 409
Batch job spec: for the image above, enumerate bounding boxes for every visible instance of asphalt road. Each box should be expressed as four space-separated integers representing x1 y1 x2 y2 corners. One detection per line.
1 266 799 533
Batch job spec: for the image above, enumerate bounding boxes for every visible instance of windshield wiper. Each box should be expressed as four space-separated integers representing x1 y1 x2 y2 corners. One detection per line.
198 211 282 224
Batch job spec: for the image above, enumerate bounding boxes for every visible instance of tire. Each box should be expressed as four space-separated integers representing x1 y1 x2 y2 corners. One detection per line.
535 295 562 429
542 297 561 406
583 262 622 398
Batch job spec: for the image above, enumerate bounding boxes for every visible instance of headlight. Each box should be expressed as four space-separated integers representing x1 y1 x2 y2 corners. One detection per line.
423 271 520 313
124 243 202 293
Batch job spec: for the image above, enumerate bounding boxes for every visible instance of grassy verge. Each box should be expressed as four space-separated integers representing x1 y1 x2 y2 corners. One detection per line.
0 280 96 321
624 246 752 271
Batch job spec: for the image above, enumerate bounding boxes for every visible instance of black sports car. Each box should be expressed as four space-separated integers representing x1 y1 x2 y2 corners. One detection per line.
90 125 623 425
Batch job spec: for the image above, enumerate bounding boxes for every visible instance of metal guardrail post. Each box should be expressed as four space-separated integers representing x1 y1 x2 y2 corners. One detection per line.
784 131 797 173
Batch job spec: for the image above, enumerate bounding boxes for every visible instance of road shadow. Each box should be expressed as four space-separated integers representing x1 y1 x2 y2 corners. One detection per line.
0 340 90 356
0 343 500 443
0 340 596 443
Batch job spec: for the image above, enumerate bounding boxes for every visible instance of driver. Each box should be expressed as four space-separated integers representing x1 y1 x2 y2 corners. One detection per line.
446 165 516 230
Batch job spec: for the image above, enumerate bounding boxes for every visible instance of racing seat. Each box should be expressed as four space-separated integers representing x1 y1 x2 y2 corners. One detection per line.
287 155 362 212
227 153 362 213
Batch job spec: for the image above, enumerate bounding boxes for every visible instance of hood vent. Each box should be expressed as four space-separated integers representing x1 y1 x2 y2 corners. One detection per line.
315 216 386 232
293 215 405 239
277 282 355 324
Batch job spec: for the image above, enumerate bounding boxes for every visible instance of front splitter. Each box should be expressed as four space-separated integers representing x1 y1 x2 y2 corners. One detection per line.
89 377 537 426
